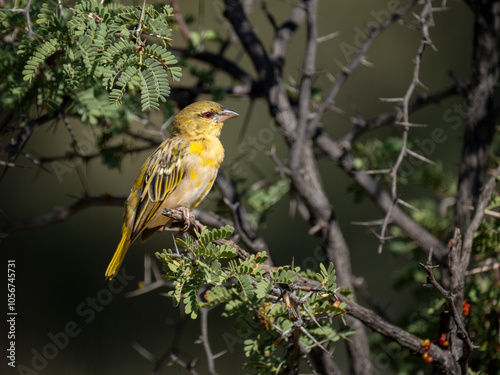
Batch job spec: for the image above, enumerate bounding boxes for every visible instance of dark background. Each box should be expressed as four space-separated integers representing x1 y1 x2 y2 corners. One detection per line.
1 1 473 374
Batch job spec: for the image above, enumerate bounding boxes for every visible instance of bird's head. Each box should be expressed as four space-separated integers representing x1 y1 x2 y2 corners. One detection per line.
172 101 239 139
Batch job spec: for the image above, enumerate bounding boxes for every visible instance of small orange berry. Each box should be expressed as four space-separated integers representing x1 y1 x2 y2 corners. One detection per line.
421 339 431 347
462 300 471 316
422 352 433 363
439 333 447 346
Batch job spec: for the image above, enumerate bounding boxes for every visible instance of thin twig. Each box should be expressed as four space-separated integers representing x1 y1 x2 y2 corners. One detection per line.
309 0 419 135
135 0 147 43
465 260 500 276
0 195 125 232
419 256 477 372
462 164 500 272
0 0 35 37
200 308 217 375
289 0 317 172
171 0 191 45
378 0 435 253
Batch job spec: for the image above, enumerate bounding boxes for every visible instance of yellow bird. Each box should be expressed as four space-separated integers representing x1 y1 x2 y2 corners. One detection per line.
105 101 239 280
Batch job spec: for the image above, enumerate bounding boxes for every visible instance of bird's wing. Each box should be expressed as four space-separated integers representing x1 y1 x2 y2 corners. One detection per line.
129 138 187 241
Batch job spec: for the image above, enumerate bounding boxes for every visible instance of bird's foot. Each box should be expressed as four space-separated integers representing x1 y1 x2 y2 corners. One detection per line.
174 206 203 238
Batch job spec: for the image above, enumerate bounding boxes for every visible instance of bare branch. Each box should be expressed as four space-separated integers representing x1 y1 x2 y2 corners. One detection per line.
314 131 449 260
461 165 500 271
419 246 477 374
215 172 271 260
199 308 217 375
171 0 191 45
465 259 500 276
270 3 307 70
309 0 419 134
0 195 125 232
134 0 147 43
0 0 35 37
337 292 460 373
289 0 317 173
453 0 500 233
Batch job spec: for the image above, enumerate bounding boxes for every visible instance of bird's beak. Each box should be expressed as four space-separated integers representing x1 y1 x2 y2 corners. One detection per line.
218 108 239 123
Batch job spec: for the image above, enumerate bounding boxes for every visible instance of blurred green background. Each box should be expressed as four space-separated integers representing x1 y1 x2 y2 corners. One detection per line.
1 0 473 374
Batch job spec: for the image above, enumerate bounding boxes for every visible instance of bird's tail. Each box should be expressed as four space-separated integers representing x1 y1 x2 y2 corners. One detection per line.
105 233 130 280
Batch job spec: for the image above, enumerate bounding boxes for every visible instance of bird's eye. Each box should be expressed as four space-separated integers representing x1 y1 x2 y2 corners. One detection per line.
203 112 213 119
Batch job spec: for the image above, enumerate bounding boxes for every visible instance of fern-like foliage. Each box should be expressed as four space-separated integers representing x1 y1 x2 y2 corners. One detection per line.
1 0 181 115
156 225 347 372
157 225 237 319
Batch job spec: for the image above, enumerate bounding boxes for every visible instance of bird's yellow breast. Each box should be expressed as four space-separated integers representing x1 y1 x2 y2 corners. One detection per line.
188 138 224 169
164 137 224 210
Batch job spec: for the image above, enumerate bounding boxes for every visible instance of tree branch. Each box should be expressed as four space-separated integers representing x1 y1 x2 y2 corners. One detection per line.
453 0 500 233
309 0 419 135
0 195 125 232
215 172 271 260
420 245 476 375
199 307 217 375
314 131 449 260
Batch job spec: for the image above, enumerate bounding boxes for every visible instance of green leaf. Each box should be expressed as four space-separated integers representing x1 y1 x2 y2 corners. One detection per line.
22 39 60 82
237 274 254 300
318 262 337 291
255 279 271 299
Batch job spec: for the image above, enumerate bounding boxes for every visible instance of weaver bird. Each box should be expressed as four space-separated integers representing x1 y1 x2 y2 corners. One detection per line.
105 101 239 280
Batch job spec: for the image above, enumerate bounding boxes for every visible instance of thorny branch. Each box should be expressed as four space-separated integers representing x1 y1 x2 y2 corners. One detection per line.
419 245 475 375
131 307 199 375
377 0 437 254
224 1 374 373
2 0 500 374
309 0 419 134
158 207 464 374
0 0 35 37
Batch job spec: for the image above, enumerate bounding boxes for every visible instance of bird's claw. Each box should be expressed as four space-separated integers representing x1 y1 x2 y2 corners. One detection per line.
175 206 203 237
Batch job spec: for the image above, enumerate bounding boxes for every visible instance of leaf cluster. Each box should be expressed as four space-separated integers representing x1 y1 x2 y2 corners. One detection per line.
1 0 181 116
155 225 348 372
156 225 236 319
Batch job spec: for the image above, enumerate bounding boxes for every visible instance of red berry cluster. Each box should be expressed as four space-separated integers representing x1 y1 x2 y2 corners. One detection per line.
438 333 449 347
422 352 433 363
420 333 450 363
421 339 433 363
462 300 471 316
421 338 431 351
